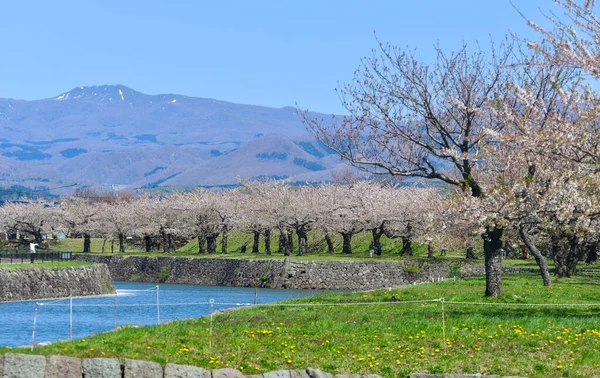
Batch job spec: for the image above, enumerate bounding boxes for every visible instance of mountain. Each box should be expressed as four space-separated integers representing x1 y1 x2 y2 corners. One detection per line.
0 85 344 191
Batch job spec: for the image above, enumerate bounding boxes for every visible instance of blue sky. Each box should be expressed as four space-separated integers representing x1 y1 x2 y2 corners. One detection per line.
0 1 560 114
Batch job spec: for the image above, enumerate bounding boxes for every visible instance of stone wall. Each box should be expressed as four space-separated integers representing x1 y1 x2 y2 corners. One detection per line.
0 264 115 302
0 353 525 378
73 255 478 290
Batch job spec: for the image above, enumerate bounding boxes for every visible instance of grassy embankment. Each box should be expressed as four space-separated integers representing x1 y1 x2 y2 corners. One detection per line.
43 231 556 269
32 231 524 261
6 273 600 378
0 261 93 270
48 231 427 260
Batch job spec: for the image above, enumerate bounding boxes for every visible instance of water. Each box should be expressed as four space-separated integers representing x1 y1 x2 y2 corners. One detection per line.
0 282 313 348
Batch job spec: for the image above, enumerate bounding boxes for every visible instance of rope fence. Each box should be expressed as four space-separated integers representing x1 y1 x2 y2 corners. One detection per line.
24 284 600 352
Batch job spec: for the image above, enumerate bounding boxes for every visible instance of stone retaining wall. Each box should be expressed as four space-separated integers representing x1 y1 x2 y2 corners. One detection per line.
72 255 479 290
0 264 115 301
0 353 526 378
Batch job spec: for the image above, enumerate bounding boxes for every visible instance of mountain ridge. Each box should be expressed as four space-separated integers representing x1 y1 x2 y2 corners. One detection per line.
0 85 343 192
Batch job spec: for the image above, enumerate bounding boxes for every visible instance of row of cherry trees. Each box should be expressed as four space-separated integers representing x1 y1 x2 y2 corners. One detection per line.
0 181 453 257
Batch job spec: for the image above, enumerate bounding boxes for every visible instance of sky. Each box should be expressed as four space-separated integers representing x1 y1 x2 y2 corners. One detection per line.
0 1 562 114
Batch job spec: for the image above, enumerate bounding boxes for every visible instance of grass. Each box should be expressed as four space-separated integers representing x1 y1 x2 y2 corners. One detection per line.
0 261 94 270
8 232 597 272
44 232 470 262
7 273 600 377
45 234 598 272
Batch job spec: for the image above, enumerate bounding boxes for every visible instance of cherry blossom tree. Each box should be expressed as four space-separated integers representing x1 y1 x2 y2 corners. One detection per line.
95 199 136 253
0 200 56 245
302 38 522 295
384 186 446 257
240 180 290 255
524 1 600 277
56 199 99 252
315 183 372 254
453 50 597 284
528 0 600 77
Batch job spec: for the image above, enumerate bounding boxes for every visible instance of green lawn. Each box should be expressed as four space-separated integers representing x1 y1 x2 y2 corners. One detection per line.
44 232 472 262
0 261 93 270
45 233 589 271
8 273 600 378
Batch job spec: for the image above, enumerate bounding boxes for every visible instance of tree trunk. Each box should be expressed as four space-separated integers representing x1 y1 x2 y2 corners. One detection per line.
221 225 228 254
111 238 115 254
118 233 125 253
278 226 286 253
264 229 271 255
400 223 413 256
520 244 529 259
198 233 206 254
252 231 260 253
102 238 107 253
483 226 503 297
503 243 514 259
34 230 43 245
161 230 168 253
297 228 307 256
400 236 413 256
144 234 152 252
325 232 335 254
207 234 218 254
285 230 293 256
83 233 91 253
586 242 598 264
341 232 353 254
427 243 434 258
518 226 551 286
465 246 476 260
553 235 579 277
371 225 384 256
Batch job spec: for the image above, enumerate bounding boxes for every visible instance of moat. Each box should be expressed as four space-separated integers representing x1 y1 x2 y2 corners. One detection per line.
0 281 311 348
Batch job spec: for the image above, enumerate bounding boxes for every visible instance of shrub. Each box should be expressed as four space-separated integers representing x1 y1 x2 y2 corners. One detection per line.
404 265 423 274
159 266 172 282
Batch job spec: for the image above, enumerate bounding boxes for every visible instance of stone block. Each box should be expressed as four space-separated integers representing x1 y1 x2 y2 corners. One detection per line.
82 358 121 378
123 358 162 378
3 353 46 378
211 367 245 378
164 363 211 378
264 370 291 378
306 368 333 378
290 370 310 378
333 375 362 378
0 354 3 377
45 355 82 378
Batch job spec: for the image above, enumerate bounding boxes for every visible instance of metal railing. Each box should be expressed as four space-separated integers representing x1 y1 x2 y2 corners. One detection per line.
0 251 72 264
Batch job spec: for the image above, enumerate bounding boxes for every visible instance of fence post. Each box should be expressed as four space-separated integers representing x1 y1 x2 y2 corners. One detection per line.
31 303 39 351
114 291 118 330
69 297 73 341
156 285 160 324
209 299 214 348
440 297 447 354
